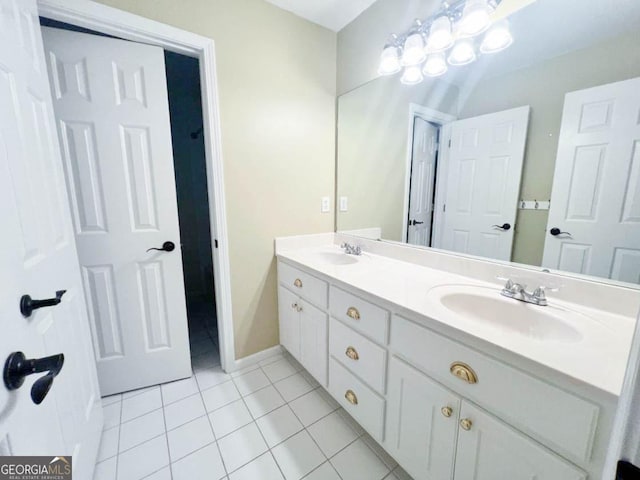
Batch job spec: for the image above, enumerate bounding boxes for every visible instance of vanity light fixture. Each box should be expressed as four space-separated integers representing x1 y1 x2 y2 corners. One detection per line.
377 0 511 85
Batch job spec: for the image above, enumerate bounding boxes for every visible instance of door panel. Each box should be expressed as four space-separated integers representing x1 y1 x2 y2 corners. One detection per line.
439 106 530 261
299 300 328 386
384 357 459 480
454 402 586 480
543 77 640 283
278 287 300 359
43 27 192 395
0 1 102 478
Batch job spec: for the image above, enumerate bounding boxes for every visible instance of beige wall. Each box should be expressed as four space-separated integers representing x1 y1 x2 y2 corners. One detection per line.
459 30 640 266
336 76 458 240
93 0 337 359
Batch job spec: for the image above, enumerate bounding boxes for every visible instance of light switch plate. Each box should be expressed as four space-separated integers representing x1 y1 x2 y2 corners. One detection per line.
339 196 348 212
321 196 330 213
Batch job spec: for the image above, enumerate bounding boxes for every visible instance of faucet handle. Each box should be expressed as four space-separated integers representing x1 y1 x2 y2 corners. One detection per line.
533 285 559 297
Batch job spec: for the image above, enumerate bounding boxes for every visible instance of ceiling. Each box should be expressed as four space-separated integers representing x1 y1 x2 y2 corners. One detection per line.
262 0 379 31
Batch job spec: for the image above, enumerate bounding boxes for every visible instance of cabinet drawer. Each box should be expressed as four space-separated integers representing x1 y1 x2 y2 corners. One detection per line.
329 358 385 441
278 262 328 308
330 286 389 345
330 318 387 393
391 315 599 464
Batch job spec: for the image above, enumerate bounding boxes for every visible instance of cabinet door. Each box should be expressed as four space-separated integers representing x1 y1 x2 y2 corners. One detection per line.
454 402 587 480
299 299 328 386
278 286 300 359
385 357 460 480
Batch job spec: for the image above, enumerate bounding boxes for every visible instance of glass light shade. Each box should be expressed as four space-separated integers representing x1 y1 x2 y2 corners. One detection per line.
448 39 477 66
480 21 513 53
422 53 448 77
426 16 453 53
378 45 401 75
457 0 492 37
400 66 424 85
401 32 426 66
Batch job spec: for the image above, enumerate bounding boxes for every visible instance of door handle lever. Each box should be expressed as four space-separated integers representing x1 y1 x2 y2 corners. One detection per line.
492 223 511 231
146 241 176 253
550 228 572 237
20 290 66 318
3 352 65 405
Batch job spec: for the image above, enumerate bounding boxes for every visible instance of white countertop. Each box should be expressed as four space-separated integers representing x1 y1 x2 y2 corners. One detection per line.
277 244 637 396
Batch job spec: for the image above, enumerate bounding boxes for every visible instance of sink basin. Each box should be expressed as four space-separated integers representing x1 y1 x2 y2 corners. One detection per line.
428 285 584 343
312 251 359 265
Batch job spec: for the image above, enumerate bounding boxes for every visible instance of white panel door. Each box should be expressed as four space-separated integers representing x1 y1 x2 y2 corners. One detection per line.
299 299 328 386
407 117 439 247
543 78 640 283
42 27 191 395
0 2 101 478
454 402 586 480
384 358 459 480
439 106 530 261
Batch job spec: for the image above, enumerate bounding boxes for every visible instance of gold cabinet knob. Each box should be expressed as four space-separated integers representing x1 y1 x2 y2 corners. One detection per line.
294 278 303 288
441 406 453 418
346 307 360 320
460 418 473 431
345 346 359 361
291 302 297 310
344 389 358 405
450 362 478 384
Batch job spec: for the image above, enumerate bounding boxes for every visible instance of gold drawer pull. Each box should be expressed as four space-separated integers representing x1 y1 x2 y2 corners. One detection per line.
460 418 473 431
346 307 360 320
450 362 478 384
345 346 359 361
294 278 303 288
441 406 453 418
344 389 358 405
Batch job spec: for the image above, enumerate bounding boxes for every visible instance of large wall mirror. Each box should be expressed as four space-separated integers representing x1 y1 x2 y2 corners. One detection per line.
336 0 640 286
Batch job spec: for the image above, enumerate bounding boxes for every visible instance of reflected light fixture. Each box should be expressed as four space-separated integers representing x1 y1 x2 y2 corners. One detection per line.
377 0 511 85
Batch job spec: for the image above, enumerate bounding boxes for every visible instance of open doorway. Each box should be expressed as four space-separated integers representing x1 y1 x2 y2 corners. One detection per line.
39 18 220 394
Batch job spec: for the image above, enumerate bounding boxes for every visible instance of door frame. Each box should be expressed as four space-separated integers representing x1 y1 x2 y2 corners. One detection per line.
38 0 237 372
402 103 456 243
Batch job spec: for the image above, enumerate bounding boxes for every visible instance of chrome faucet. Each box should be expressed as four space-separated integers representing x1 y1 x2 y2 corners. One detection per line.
499 278 551 306
340 242 362 256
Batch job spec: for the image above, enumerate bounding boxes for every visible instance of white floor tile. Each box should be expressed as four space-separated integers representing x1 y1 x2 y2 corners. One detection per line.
233 368 270 396
102 394 122 407
122 385 160 400
288 389 336 427
304 462 341 480
163 393 206 431
262 358 298 383
230 364 260 378
331 439 389 480
161 376 199 405
208 399 253 439
93 457 116 480
259 352 285 367
201 380 241 412
167 416 215 461
274 373 314 402
243 385 285 419
307 411 359 458
119 409 165 452
217 423 268 473
271 430 324 480
229 452 284 480
103 403 122 430
256 405 303 448
121 388 162 423
171 443 226 480
97 427 119 462
195 366 231 391
117 435 169 480
143 467 172 480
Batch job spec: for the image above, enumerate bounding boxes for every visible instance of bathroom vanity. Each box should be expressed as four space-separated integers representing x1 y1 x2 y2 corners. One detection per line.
275 234 638 480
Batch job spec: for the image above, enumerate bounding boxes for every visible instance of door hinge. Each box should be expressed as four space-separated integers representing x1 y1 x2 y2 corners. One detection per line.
214 239 219 248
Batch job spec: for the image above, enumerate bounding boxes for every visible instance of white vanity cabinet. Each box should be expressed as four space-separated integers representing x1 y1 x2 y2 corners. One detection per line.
276 259 613 480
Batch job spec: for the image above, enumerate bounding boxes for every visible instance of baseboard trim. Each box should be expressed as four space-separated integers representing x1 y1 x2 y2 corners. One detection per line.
228 345 283 373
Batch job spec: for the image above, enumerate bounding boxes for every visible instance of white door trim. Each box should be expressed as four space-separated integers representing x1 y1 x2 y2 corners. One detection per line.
37 0 237 372
402 104 456 243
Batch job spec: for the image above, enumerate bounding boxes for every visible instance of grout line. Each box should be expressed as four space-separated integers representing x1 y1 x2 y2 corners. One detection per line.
158 384 174 479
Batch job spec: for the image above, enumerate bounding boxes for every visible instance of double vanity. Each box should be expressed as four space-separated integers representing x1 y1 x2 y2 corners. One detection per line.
275 233 638 480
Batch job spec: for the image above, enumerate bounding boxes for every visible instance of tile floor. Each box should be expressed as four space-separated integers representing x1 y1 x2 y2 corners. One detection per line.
94 349 413 480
